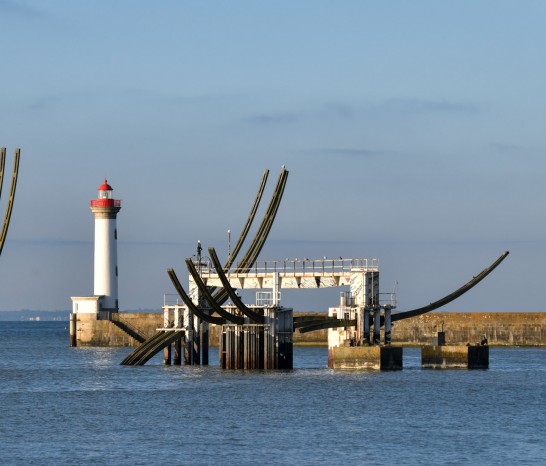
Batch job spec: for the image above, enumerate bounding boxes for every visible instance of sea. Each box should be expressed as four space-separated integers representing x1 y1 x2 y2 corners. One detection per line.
0 322 544 465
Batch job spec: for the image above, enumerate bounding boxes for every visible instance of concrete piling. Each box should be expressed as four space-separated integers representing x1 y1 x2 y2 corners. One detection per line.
363 309 370 344
422 345 489 369
69 313 77 347
373 310 381 345
173 339 182 365
384 309 392 345
163 344 171 365
219 308 293 370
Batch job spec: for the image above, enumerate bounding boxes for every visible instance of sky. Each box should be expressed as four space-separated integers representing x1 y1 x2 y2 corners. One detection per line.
0 0 545 314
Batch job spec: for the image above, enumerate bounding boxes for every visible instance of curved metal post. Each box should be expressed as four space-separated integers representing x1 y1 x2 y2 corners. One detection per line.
0 148 20 257
185 259 244 324
208 247 265 323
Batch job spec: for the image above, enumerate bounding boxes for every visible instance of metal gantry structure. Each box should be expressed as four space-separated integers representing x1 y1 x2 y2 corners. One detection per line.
120 166 509 368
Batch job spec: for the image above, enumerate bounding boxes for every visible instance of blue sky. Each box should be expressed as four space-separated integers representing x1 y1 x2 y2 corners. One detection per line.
0 1 545 313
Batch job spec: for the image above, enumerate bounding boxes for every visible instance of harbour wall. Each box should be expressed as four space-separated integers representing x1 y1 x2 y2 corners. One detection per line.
73 312 546 347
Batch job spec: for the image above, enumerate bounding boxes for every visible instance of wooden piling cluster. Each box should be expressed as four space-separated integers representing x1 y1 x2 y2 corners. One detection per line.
160 305 293 369
220 307 293 369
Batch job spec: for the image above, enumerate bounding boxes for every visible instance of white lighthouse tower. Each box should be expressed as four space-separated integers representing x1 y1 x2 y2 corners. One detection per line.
90 179 121 315
71 180 122 321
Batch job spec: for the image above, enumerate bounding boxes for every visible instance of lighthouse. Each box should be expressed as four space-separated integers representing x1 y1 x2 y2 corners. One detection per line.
90 179 121 314
70 180 122 344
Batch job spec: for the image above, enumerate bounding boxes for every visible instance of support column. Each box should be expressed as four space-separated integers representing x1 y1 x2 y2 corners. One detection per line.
220 326 226 368
184 309 193 365
193 315 200 365
264 325 271 369
243 326 249 369
174 306 181 328
364 309 370 345
373 309 381 345
384 309 392 345
201 321 209 366
163 344 171 365
163 307 170 329
173 338 182 365
69 313 77 347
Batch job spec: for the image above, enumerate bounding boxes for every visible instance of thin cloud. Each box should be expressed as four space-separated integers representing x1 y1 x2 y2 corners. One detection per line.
377 98 478 115
322 102 356 120
122 88 247 105
244 112 301 125
0 0 42 18
489 142 523 155
27 94 64 111
304 148 386 158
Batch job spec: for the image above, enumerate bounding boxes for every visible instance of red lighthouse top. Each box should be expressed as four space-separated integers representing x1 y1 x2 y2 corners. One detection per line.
98 179 113 192
90 179 121 208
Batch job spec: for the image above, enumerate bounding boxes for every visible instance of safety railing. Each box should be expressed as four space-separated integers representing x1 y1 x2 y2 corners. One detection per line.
199 257 379 278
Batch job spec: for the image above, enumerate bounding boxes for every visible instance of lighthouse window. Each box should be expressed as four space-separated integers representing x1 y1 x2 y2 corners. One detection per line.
114 229 117 240
116 266 118 277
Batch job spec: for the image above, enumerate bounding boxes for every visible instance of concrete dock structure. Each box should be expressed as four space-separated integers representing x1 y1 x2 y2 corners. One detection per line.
422 345 489 369
328 346 403 370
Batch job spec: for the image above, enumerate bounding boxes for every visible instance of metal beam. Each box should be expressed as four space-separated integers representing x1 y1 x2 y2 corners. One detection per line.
298 319 356 334
208 247 265 323
185 259 244 324
167 268 224 325
391 251 510 322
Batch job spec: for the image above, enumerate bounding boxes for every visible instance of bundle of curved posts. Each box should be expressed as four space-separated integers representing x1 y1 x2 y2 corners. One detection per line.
167 268 223 325
122 168 288 365
222 169 269 271
0 148 20 258
293 315 351 330
296 251 510 334
169 167 288 321
211 167 288 305
120 328 185 366
208 247 265 323
185 258 244 324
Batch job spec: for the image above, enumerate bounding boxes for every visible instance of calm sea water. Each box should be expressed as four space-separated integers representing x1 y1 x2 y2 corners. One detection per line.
0 322 544 465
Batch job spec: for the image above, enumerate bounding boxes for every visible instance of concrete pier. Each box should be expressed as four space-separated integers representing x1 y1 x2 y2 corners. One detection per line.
69 312 546 348
422 345 489 369
328 346 403 370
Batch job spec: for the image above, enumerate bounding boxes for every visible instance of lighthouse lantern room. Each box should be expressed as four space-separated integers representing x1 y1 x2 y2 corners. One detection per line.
71 179 121 321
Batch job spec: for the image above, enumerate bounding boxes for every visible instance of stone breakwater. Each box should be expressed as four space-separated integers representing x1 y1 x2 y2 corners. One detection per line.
73 312 545 347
